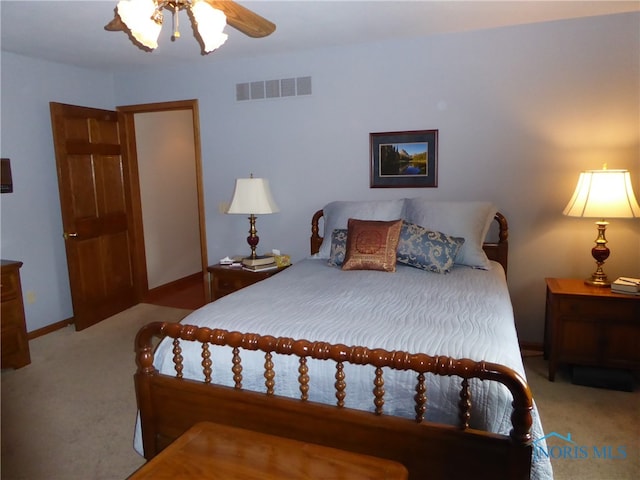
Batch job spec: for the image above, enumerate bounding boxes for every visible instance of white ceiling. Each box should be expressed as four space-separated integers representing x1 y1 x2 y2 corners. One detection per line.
1 1 639 72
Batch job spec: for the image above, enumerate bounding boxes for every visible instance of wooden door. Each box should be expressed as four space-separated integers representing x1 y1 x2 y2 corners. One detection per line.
50 102 138 330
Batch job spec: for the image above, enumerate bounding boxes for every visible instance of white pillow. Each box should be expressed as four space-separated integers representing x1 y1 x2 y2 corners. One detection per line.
317 199 405 259
402 199 497 269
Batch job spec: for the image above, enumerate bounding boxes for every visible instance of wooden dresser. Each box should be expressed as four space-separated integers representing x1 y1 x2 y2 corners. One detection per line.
544 278 640 381
1 260 31 369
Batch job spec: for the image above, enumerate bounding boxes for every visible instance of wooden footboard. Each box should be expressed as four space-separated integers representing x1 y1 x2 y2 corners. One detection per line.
135 322 533 479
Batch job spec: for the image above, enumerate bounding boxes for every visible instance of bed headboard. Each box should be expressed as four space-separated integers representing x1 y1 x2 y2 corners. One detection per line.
310 210 509 274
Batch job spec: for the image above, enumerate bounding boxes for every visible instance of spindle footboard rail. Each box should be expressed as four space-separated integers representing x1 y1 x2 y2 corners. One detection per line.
134 321 534 479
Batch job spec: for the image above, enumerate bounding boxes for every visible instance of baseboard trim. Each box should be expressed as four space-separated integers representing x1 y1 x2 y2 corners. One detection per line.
27 274 204 340
28 317 74 340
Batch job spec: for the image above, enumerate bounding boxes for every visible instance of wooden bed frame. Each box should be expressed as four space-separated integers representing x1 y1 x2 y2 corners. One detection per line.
134 210 533 479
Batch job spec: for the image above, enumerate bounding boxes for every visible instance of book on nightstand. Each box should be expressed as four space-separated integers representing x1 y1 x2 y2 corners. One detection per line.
241 256 276 268
611 277 640 295
242 263 279 272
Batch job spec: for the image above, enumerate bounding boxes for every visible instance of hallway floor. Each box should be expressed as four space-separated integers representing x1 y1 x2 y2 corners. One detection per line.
144 275 207 310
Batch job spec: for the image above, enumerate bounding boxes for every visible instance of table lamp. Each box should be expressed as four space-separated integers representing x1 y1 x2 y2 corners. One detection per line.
563 166 640 286
226 175 279 266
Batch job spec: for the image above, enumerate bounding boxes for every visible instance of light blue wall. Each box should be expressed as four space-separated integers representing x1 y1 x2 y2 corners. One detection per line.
2 13 638 342
1 52 116 331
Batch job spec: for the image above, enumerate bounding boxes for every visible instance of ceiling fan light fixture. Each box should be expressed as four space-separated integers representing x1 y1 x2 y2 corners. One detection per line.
116 0 162 50
190 1 228 53
150 9 164 25
107 0 274 53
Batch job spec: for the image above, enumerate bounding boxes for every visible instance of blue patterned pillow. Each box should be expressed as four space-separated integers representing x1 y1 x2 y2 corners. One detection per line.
396 221 465 273
328 229 348 266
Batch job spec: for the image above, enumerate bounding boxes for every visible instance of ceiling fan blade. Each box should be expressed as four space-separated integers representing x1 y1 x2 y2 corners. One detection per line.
206 0 276 38
104 14 125 32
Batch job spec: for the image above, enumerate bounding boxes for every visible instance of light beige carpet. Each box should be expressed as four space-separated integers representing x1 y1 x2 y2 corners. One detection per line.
1 304 192 480
523 353 639 479
1 304 638 479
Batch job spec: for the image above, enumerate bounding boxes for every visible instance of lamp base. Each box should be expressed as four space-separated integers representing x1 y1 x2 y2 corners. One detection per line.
585 219 611 288
584 275 611 288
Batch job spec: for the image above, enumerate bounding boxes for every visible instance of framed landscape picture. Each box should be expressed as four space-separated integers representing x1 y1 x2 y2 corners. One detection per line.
370 130 438 188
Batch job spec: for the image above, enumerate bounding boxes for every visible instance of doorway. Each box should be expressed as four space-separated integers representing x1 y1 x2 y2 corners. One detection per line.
51 99 208 330
118 99 210 307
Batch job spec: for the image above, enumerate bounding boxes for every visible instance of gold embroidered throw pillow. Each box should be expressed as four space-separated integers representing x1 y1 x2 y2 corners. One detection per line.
341 218 402 272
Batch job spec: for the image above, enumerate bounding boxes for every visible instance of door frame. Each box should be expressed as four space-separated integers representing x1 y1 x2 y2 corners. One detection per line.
118 99 210 303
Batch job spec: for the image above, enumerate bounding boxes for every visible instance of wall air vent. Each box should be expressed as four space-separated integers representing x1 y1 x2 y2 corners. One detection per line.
236 76 312 102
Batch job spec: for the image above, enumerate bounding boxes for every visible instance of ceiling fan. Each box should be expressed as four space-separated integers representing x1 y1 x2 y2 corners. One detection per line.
105 0 276 53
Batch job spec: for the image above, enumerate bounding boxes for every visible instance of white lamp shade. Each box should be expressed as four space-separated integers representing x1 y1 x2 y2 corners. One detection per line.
191 1 228 53
227 178 279 215
117 0 161 50
563 169 640 218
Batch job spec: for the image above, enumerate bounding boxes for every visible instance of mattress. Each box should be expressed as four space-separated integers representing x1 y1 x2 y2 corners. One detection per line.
134 258 553 479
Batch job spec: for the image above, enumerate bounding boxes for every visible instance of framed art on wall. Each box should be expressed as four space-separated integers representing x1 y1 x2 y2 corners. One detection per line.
1 158 13 193
370 130 438 188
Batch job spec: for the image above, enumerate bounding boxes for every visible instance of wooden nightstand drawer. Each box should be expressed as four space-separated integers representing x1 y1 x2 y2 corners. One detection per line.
208 264 290 301
213 276 246 295
212 275 264 298
556 296 636 319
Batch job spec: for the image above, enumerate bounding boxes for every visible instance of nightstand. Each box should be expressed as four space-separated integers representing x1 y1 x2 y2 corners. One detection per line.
208 263 290 301
544 278 640 381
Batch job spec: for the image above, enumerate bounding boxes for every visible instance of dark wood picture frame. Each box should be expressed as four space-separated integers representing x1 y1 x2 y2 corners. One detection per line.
1 158 13 193
370 130 438 188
